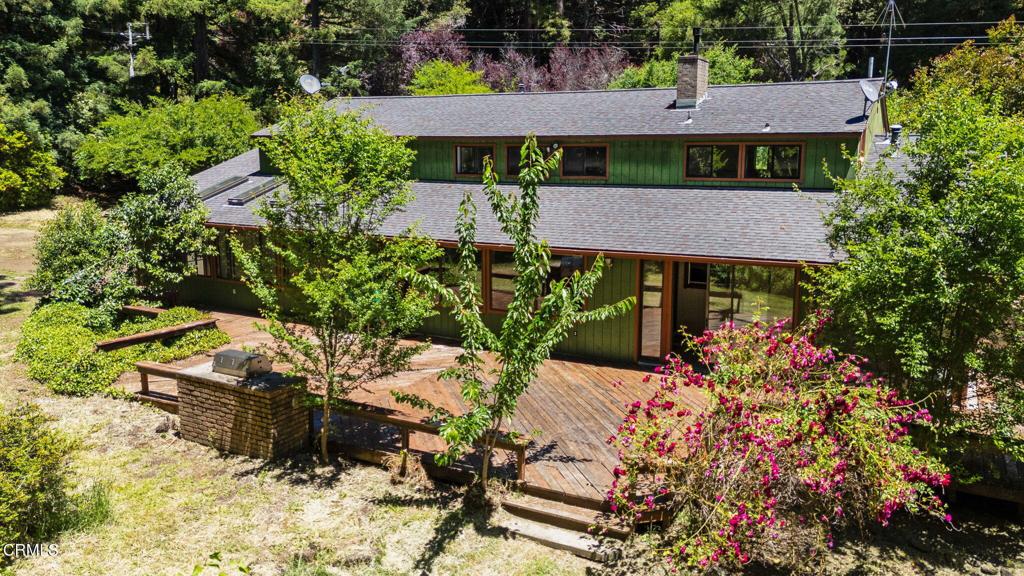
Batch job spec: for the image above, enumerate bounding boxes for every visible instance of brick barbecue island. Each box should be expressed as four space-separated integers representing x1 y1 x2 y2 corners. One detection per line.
177 362 309 459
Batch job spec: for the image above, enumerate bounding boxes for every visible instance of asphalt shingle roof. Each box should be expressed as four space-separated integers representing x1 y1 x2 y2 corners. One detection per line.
253 79 872 138
193 149 839 264
864 134 917 182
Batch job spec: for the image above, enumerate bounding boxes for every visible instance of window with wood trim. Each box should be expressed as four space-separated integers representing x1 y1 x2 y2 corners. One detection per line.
506 145 521 176
744 144 802 180
455 145 492 175
561 145 607 178
707 264 795 328
685 144 741 179
188 254 213 277
488 251 586 312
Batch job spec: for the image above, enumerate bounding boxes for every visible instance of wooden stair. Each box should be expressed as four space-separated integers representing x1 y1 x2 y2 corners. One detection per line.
502 493 631 540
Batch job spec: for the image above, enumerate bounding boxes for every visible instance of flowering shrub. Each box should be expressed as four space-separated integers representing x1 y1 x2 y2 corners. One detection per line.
607 316 951 572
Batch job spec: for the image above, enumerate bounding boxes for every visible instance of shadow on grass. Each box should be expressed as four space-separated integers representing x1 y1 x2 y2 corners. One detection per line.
228 450 350 489
371 489 510 574
0 275 37 316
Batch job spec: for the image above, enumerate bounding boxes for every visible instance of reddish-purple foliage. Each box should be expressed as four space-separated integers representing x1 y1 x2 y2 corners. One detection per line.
475 48 545 93
607 316 952 571
398 27 471 85
544 45 628 91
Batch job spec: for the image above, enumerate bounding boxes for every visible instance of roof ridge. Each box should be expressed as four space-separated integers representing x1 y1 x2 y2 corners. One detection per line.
330 77 873 102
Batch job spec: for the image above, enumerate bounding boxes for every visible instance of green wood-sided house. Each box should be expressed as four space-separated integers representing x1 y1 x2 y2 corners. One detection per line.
185 54 887 365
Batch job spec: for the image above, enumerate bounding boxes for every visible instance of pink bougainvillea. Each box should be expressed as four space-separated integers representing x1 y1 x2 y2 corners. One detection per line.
607 315 951 571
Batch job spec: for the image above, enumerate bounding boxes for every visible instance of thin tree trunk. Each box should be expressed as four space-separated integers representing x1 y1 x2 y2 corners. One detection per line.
194 12 209 83
309 0 321 76
320 392 331 462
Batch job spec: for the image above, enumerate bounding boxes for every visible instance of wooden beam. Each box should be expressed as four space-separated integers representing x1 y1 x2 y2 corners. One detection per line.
96 319 217 351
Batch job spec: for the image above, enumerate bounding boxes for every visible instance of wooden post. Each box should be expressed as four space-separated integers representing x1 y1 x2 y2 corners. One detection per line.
400 429 411 477
516 446 527 482
140 371 149 395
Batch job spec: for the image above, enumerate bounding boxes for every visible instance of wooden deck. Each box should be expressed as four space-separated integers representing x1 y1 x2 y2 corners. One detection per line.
120 309 707 506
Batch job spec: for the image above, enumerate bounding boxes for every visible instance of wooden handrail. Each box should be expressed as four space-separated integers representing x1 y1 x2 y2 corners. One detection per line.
338 401 530 481
135 361 181 395
96 319 217 351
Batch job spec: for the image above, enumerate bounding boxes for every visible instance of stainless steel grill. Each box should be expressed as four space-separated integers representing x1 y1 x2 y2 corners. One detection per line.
212 350 272 378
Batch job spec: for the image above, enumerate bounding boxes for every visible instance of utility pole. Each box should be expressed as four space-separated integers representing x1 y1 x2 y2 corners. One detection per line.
309 0 321 77
121 21 151 79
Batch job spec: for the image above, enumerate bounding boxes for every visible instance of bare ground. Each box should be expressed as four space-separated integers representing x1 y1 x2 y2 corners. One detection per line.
1 204 1022 575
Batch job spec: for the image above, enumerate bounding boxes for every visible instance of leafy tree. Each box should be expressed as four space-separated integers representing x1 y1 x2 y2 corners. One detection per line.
232 99 440 462
609 44 762 88
0 123 65 212
396 135 634 495
894 17 1024 121
407 60 493 95
74 94 260 188
701 0 849 81
110 163 217 301
810 89 1024 459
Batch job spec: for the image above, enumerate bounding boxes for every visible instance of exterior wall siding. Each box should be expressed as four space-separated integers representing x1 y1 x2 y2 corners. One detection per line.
410 137 857 190
180 257 640 364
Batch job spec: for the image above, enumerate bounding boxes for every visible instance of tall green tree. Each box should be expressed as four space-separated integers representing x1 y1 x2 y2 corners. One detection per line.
701 0 849 81
609 44 762 88
396 135 634 495
233 99 439 462
74 94 260 188
811 88 1024 459
408 60 493 95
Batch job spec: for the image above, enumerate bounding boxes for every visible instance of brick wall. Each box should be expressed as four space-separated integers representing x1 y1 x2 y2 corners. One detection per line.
177 369 309 459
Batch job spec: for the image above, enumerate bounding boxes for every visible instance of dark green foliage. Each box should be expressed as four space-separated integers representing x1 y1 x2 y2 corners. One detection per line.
0 123 65 212
0 403 111 554
74 95 260 188
16 303 230 396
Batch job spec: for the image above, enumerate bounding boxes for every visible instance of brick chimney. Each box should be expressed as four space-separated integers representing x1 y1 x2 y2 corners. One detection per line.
676 54 709 109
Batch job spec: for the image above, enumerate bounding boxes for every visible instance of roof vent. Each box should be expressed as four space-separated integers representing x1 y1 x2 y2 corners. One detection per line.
890 124 903 146
676 28 708 109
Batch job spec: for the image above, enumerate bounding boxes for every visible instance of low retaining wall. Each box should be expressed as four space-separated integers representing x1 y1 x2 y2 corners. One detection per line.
176 362 308 459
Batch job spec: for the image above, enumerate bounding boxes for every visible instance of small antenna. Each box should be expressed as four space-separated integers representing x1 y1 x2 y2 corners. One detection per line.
877 0 905 93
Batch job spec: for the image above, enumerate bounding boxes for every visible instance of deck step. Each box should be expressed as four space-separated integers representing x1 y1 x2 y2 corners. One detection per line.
498 516 622 562
501 493 631 540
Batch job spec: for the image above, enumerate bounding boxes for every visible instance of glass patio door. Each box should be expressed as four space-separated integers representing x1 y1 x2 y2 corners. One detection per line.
639 260 665 360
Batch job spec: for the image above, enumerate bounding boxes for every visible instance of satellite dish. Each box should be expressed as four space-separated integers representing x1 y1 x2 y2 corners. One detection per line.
859 79 879 103
299 74 322 95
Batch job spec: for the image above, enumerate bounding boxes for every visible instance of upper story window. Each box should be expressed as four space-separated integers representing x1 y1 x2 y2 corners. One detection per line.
744 144 802 180
456 145 492 176
685 144 741 179
561 145 608 178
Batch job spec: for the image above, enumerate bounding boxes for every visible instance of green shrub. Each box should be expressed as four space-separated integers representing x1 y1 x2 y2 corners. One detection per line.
0 404 112 554
407 60 492 95
0 122 64 212
0 404 74 548
28 202 137 322
17 304 230 396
